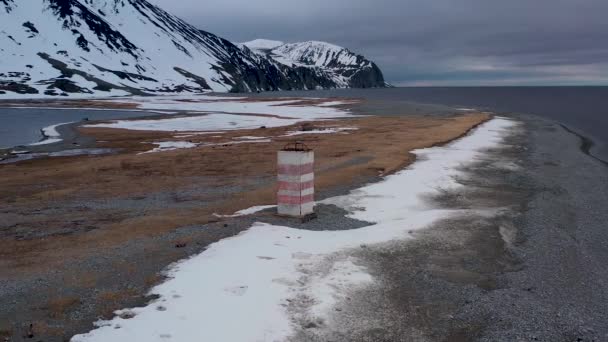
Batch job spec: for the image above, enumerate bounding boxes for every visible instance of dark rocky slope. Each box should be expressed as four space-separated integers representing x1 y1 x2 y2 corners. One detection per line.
0 0 386 97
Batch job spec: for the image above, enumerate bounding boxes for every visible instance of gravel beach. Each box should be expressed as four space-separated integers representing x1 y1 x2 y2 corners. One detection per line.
287 114 608 342
1 100 607 341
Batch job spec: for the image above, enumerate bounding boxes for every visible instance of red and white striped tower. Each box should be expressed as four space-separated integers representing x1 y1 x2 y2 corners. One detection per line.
277 142 315 217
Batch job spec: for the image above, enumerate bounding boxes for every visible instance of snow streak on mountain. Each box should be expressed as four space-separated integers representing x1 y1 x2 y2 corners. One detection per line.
241 40 386 89
0 0 386 98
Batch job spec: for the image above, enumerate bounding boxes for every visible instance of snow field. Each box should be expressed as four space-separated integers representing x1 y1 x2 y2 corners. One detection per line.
85 97 353 133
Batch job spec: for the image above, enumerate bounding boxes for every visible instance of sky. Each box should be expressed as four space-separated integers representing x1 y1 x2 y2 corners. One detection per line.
148 0 608 86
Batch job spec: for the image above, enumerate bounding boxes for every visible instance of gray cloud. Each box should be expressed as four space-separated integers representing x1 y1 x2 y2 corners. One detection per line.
148 0 608 85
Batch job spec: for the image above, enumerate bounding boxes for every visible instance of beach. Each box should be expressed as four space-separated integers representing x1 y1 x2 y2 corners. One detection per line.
0 96 487 340
3 0 607 339
1 93 607 341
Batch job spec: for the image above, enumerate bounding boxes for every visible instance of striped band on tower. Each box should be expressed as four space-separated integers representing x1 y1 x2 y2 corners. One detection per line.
277 149 315 217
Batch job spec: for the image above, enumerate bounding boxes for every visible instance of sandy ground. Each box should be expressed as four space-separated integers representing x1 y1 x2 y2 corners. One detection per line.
0 110 488 340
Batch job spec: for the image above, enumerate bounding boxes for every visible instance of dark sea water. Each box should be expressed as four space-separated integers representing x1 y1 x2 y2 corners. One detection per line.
245 87 608 162
0 108 158 149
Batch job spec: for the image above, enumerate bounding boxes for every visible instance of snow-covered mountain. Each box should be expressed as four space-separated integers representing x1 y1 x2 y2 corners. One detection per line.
241 40 386 89
0 0 386 98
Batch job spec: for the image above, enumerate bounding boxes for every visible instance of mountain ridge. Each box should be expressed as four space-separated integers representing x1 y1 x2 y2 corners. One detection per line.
242 39 386 89
0 0 386 98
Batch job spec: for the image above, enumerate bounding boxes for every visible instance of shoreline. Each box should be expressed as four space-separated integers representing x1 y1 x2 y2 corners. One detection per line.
0 107 489 340
559 123 608 166
0 121 101 164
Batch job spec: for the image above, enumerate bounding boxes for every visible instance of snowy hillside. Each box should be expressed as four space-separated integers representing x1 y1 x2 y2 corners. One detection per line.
242 40 386 88
0 0 386 98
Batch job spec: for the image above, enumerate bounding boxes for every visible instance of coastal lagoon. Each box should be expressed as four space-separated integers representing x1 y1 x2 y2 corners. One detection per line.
0 108 165 148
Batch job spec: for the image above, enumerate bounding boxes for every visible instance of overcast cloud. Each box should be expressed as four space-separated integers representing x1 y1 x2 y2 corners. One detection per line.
148 0 608 86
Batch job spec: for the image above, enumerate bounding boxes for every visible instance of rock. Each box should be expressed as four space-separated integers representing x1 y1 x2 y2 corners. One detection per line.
118 310 136 319
26 324 34 338
300 123 316 131
304 322 318 329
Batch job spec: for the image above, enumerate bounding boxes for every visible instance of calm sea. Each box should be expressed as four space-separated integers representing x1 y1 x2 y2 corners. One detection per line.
245 87 608 162
0 108 157 149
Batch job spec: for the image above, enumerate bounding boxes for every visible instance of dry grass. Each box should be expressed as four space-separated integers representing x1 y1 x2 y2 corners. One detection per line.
46 296 81 318
97 289 137 303
96 288 141 319
76 272 99 289
144 274 164 288
0 113 489 274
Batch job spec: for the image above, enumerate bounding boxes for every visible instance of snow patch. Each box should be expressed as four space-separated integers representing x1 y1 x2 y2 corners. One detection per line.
87 114 290 132
85 98 352 132
29 138 62 146
283 127 358 136
214 205 277 218
315 100 356 107
29 121 74 145
72 117 516 342
143 141 198 153
101 95 351 119
204 139 272 147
